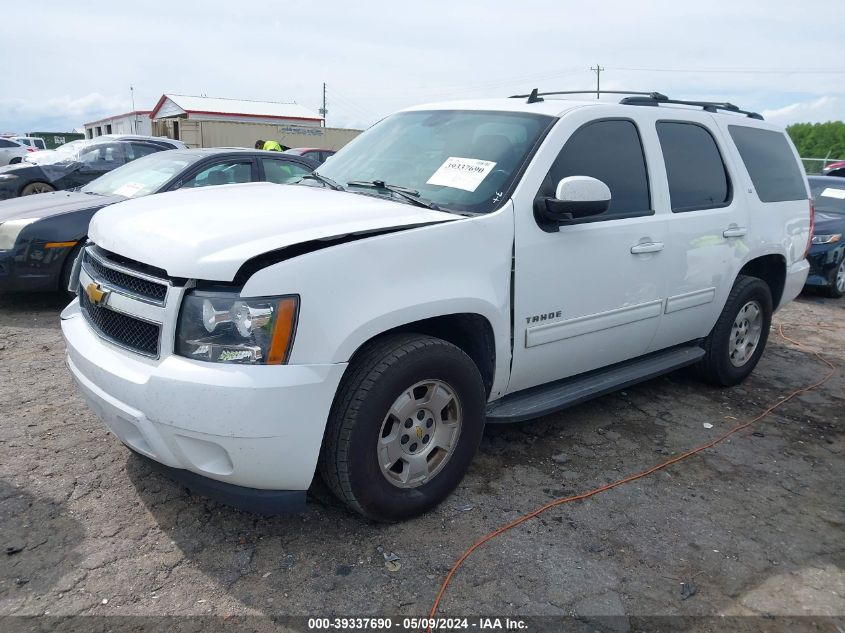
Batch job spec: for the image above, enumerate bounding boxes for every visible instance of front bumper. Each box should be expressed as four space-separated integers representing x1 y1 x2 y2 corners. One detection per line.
804 244 844 288
0 242 72 292
61 299 348 507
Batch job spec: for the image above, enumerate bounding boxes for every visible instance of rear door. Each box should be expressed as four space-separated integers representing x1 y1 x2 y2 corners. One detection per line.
508 108 669 394
647 115 749 351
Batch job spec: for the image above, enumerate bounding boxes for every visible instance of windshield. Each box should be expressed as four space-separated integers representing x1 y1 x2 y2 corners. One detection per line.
81 151 198 198
811 181 845 215
312 110 554 214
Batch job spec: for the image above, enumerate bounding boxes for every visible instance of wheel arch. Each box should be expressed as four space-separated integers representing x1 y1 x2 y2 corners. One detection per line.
737 253 787 309
344 312 498 398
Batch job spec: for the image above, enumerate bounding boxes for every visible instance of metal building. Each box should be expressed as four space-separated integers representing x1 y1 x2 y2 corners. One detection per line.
147 94 359 149
84 111 152 139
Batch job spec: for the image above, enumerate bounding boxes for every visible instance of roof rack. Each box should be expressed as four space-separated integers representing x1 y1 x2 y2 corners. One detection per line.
509 89 763 120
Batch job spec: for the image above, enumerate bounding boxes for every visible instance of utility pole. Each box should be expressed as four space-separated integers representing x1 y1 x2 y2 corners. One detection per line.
319 82 327 127
130 85 136 133
590 64 604 99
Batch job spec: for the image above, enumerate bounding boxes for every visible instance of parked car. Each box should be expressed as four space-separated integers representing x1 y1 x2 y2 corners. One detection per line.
822 161 845 178
283 147 335 164
805 175 845 297
0 148 316 293
24 139 90 165
0 138 29 166
60 93 811 521
0 136 186 200
13 136 47 151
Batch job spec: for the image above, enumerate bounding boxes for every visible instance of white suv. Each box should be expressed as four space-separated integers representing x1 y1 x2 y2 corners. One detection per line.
61 91 812 521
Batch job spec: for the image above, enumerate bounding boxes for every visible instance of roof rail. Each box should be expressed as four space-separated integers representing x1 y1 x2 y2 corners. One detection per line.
509 89 763 120
620 94 763 120
510 89 668 103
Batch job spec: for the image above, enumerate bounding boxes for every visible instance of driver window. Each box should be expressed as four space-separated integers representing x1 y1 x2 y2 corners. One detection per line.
542 120 651 219
179 160 254 189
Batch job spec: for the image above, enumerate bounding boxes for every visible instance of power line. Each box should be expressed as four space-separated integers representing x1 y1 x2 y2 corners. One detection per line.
609 66 845 75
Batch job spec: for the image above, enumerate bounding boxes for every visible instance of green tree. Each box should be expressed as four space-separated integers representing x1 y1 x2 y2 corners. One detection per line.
787 121 845 158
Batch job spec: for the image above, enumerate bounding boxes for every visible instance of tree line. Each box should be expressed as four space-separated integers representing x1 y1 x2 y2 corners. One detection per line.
787 121 845 159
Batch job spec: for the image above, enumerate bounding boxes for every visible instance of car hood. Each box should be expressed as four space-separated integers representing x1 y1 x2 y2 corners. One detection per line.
90 182 460 281
0 191 123 222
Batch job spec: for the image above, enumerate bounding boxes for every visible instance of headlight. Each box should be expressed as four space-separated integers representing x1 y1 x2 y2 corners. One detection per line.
176 291 299 364
812 233 842 244
0 174 19 181
0 218 38 250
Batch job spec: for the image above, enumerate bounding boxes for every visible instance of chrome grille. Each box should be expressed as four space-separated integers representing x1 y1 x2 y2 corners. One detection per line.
77 245 171 358
79 290 160 357
82 249 168 304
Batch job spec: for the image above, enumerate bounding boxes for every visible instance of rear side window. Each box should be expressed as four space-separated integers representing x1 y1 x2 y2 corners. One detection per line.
543 119 651 218
0 139 17 148
728 126 807 202
656 122 730 212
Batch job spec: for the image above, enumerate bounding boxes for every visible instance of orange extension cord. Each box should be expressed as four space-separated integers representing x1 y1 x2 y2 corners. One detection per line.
429 324 838 621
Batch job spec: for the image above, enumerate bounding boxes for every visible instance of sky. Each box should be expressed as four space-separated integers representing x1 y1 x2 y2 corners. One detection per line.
1 0 843 134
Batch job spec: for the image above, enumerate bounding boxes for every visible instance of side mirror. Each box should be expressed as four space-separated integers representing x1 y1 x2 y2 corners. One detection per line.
534 176 611 230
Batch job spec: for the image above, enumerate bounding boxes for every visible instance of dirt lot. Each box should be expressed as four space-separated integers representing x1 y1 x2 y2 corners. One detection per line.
0 292 843 630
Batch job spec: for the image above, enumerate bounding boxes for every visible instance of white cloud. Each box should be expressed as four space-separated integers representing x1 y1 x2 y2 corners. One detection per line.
761 96 843 125
1 0 844 131
0 93 130 133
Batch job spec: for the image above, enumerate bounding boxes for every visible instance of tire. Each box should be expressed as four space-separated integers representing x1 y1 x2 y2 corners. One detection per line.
20 182 55 196
823 259 845 299
319 333 486 522
60 243 83 297
696 275 773 387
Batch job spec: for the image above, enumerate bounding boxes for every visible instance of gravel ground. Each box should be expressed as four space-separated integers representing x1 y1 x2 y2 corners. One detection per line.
0 291 842 630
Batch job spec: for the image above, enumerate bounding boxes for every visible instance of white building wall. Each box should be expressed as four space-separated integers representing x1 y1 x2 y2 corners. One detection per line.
85 114 152 138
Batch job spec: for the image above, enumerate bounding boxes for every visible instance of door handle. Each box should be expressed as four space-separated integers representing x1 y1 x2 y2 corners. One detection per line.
630 241 664 254
722 226 747 238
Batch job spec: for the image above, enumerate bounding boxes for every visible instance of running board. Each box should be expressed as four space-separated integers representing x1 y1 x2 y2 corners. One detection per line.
486 345 705 423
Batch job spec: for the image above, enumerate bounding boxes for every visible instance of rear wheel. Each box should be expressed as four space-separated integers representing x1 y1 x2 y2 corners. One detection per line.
824 259 845 298
21 182 55 196
696 275 773 386
319 334 486 521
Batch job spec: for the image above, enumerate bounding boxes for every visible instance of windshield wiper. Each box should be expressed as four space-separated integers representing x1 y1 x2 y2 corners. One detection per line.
298 172 345 191
346 180 441 210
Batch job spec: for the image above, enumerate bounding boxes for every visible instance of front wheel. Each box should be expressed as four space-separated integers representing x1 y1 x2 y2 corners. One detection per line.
21 182 55 196
696 275 773 386
824 259 845 298
319 334 486 521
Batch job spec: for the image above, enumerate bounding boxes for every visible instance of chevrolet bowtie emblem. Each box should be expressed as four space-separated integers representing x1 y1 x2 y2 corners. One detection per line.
85 282 109 306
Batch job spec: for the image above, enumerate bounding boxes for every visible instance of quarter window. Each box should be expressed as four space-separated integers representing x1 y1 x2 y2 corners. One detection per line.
728 126 807 203
656 122 730 212
543 119 651 218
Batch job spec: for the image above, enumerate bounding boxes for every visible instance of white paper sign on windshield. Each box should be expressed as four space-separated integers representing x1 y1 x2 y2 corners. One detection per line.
426 157 497 192
820 187 845 200
114 182 145 198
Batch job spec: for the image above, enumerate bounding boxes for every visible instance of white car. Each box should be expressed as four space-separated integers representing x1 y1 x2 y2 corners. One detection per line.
60 91 812 521
0 138 28 166
13 136 47 151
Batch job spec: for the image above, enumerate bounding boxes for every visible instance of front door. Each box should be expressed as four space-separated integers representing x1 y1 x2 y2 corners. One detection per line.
508 111 668 394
